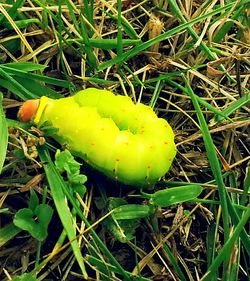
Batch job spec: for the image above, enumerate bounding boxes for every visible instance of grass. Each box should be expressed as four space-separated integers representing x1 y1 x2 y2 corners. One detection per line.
0 0 249 280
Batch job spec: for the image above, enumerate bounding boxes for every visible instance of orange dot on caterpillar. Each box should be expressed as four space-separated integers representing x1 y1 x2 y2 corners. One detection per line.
18 99 39 122
18 88 176 187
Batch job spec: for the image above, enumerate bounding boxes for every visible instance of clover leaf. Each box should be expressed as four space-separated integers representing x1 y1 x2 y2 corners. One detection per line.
14 195 53 242
55 149 87 196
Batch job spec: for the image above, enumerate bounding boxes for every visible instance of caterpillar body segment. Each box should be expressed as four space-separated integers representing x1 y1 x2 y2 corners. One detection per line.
19 88 176 186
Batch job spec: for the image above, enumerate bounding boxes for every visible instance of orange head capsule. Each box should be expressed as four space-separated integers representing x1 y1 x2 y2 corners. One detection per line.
18 99 39 122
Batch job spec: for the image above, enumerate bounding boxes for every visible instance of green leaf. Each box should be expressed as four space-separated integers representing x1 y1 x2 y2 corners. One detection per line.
55 149 87 194
2 62 46 72
55 149 81 174
13 204 53 241
145 185 203 207
0 92 8 174
28 189 39 212
11 273 38 281
113 204 154 220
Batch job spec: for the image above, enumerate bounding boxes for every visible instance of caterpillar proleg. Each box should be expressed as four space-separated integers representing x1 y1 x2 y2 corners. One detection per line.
18 88 176 186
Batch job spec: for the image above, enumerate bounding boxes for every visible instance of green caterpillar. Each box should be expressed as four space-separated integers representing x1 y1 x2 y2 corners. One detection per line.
18 88 176 186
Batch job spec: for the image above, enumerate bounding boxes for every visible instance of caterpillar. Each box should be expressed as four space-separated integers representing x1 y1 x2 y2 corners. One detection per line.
18 88 176 186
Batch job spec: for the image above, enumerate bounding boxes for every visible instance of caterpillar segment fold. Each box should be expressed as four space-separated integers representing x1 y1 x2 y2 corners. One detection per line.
18 88 177 186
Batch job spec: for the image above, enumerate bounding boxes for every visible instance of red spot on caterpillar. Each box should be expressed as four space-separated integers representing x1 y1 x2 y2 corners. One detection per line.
18 99 39 122
146 165 151 179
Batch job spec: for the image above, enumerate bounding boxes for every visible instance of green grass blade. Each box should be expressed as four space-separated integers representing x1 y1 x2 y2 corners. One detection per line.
1 65 71 89
83 0 94 30
38 147 88 279
14 76 62 99
0 68 36 100
168 0 217 61
202 206 250 281
64 0 81 34
183 74 250 258
213 4 245 43
182 75 230 242
2 62 46 72
3 18 40 30
86 255 151 281
215 93 250 122
241 167 250 206
164 77 231 121
0 223 22 247
97 2 240 71
79 17 97 72
75 38 141 49
226 192 250 256
104 10 139 39
149 80 163 109
0 0 25 24
0 93 8 174
162 242 187 281
117 0 123 57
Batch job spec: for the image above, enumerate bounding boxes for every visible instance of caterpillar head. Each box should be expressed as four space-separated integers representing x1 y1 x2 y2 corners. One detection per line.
18 99 39 122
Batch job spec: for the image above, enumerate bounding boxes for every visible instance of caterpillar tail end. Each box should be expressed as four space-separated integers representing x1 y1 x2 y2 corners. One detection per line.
18 99 39 122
